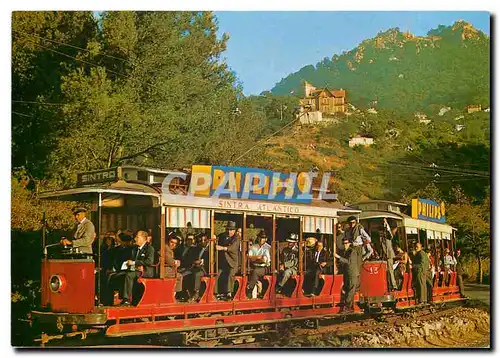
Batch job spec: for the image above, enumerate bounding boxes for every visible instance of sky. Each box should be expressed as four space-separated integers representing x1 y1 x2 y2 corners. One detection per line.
215 11 490 96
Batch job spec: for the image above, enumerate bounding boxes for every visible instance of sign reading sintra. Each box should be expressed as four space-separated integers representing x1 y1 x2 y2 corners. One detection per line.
411 198 446 224
189 165 325 204
77 168 118 186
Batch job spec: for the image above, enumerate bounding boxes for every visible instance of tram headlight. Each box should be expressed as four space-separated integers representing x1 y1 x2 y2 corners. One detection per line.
49 275 66 293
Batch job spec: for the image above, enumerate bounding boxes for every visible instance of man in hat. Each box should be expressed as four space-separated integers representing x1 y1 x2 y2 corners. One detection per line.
276 234 299 294
379 218 397 291
412 242 430 304
215 221 240 300
60 207 95 254
246 230 272 298
304 240 329 296
335 237 353 305
343 216 372 312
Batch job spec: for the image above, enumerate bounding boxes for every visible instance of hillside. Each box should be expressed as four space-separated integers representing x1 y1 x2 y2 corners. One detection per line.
270 21 490 113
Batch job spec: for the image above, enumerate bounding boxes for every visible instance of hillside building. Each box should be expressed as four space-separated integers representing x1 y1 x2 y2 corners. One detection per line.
299 81 347 115
466 104 482 113
349 136 374 148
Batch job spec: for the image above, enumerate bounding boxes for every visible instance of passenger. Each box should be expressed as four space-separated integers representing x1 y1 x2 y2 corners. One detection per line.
334 237 352 305
121 230 155 306
305 241 328 296
165 234 183 294
442 248 457 286
362 239 374 261
379 218 397 291
246 230 271 299
180 233 208 302
215 221 240 301
60 207 95 254
179 234 196 273
276 234 299 294
106 231 134 304
343 216 372 312
412 242 429 305
455 249 466 298
101 232 116 270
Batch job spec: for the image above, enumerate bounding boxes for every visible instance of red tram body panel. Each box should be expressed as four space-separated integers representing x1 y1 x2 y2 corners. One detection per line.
40 259 95 314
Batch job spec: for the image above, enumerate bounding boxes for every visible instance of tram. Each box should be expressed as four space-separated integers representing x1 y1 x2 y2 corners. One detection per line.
29 165 463 345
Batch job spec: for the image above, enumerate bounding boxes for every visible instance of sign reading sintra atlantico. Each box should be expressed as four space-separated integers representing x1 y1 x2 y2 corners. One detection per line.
411 198 446 224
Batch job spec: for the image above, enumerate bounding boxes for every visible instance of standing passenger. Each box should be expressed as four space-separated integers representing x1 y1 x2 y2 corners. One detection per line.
343 216 371 313
379 218 397 291
455 249 467 298
412 242 429 304
215 221 240 300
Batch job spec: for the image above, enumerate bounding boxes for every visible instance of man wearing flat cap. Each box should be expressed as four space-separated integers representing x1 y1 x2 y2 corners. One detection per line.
343 216 372 312
215 221 240 300
276 233 299 294
60 207 95 254
246 230 271 298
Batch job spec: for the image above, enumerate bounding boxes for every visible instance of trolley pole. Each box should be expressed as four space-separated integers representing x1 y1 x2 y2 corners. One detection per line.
97 192 102 305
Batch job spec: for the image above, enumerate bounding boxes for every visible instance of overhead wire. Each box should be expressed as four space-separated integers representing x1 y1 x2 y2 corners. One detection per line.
13 29 131 63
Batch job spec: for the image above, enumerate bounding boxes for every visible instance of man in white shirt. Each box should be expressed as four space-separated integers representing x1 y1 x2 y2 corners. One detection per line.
246 230 271 298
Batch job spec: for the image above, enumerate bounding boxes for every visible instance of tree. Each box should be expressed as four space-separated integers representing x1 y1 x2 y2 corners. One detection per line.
447 187 490 283
42 11 263 185
12 11 98 180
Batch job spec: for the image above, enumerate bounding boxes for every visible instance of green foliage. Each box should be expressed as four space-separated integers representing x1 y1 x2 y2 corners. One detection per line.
271 22 490 113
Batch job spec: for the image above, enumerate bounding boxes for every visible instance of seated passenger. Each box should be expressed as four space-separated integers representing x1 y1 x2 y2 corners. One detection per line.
165 234 183 294
179 234 196 273
181 233 209 302
106 231 135 303
442 248 457 285
246 230 271 298
121 230 155 306
305 240 328 296
276 234 299 294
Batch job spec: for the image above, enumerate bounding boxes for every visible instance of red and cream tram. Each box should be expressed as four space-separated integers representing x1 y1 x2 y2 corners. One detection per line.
30 166 463 345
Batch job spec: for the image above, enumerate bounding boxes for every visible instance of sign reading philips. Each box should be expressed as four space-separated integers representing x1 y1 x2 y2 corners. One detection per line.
188 165 334 204
411 198 446 224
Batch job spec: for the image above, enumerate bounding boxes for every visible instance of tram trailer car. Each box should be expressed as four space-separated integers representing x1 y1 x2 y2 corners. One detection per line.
30 166 464 345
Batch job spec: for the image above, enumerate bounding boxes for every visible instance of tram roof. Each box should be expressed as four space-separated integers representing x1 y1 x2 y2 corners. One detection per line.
39 181 161 201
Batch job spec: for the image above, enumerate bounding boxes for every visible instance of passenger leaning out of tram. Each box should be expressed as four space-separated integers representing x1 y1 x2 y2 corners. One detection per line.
276 233 299 295
379 218 397 291
334 236 352 302
215 221 240 301
246 230 271 299
343 216 372 313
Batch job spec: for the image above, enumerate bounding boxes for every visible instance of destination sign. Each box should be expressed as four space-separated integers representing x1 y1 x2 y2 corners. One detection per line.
411 198 446 224
77 168 119 186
